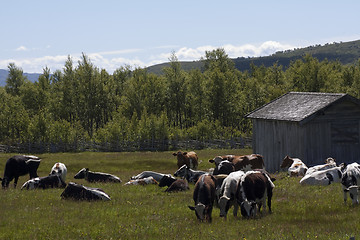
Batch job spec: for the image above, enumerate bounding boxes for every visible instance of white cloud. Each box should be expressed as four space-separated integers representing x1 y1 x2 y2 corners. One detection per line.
1 41 298 73
16 46 28 51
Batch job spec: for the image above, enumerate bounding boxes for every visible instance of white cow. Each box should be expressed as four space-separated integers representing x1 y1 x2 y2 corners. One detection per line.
124 176 158 185
305 158 337 176
131 171 173 182
341 162 360 205
300 165 343 185
218 170 245 218
50 162 67 182
280 156 308 177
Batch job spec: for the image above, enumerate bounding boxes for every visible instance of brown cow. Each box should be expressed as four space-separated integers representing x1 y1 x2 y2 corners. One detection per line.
188 174 216 222
173 151 199 170
209 154 264 172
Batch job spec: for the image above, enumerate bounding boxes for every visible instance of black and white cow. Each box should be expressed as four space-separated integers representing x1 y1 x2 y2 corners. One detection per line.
60 182 111 201
188 174 216 222
299 165 344 185
158 175 189 192
74 168 121 183
174 164 208 183
131 171 174 182
236 171 275 218
218 170 245 219
1 155 41 188
21 174 66 190
124 176 158 185
49 162 67 182
341 162 360 205
213 160 235 175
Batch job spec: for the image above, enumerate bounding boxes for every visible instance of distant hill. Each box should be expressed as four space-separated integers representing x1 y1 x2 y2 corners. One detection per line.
0 69 41 87
147 39 360 74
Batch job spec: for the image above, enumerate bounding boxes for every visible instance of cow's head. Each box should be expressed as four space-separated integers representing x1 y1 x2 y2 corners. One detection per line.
74 168 88 179
219 195 231 218
240 200 257 218
174 164 188 178
344 186 360 205
1 177 10 189
188 203 211 222
280 156 294 169
208 156 224 166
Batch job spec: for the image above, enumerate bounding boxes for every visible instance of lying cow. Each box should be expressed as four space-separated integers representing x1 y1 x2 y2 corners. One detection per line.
188 174 216 222
174 164 208 183
173 151 199 170
209 154 264 172
299 165 344 186
61 182 111 201
159 175 189 192
131 171 173 182
236 171 275 218
74 168 121 183
218 170 245 219
280 156 308 177
305 157 337 176
1 155 41 188
21 174 66 190
341 162 360 205
49 162 67 182
124 176 158 186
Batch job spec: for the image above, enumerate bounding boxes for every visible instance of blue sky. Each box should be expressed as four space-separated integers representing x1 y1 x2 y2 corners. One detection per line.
1 0 360 73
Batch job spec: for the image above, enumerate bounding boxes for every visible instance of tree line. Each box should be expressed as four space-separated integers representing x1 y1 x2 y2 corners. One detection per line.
1 49 360 147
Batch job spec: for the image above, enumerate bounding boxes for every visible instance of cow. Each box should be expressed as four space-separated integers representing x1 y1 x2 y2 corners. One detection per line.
21 174 66 190
173 151 199 170
236 171 275 218
49 162 67 182
341 162 360 205
299 165 344 186
305 157 337 176
61 182 111 201
188 174 216 222
174 164 208 183
74 168 121 183
159 175 189 192
218 170 245 219
131 171 174 182
209 154 265 172
1 155 41 188
280 156 308 177
124 176 158 185
213 160 235 175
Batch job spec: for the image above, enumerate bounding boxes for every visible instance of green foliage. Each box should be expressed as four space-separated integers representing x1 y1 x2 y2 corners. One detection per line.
1 50 360 146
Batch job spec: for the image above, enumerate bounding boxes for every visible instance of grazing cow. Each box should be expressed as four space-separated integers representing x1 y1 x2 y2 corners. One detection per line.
49 162 67 182
173 151 199 170
305 157 337 176
74 168 121 183
159 175 189 192
124 176 158 185
21 175 66 190
174 164 208 183
341 162 360 204
280 156 308 177
218 170 245 218
209 154 265 172
61 182 111 201
1 155 41 188
131 171 173 182
299 165 344 185
236 171 275 218
213 160 235 175
188 174 216 222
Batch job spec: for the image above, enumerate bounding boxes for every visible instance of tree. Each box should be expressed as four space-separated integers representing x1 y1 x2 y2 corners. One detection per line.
5 63 27 96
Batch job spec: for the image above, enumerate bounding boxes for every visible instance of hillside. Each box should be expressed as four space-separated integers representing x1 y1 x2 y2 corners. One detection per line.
0 69 41 86
147 39 360 74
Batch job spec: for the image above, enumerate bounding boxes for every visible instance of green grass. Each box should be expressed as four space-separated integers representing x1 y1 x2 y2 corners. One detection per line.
0 150 359 240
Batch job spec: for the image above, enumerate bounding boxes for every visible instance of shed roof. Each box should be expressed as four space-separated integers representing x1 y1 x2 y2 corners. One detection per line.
246 92 360 123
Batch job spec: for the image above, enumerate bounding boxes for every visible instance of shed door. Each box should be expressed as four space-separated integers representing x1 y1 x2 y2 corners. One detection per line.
331 120 360 162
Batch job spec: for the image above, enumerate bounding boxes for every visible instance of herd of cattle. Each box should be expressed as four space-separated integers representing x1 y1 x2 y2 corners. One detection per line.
1 152 360 222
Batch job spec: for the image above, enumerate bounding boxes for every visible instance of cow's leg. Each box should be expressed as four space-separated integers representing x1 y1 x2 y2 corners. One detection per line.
233 200 238 217
343 186 348 203
14 176 19 188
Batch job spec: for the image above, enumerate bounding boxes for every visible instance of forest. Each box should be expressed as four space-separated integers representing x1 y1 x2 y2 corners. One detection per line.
1 48 360 148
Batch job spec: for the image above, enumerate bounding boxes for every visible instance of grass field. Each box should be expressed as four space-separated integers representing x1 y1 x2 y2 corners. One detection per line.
0 150 359 240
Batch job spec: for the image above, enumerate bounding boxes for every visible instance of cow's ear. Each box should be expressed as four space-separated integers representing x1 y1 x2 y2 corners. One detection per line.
188 206 195 211
209 159 215 163
172 153 177 156
183 152 187 155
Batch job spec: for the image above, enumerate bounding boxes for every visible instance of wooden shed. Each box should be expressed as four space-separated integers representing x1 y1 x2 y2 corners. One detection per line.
246 92 360 172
